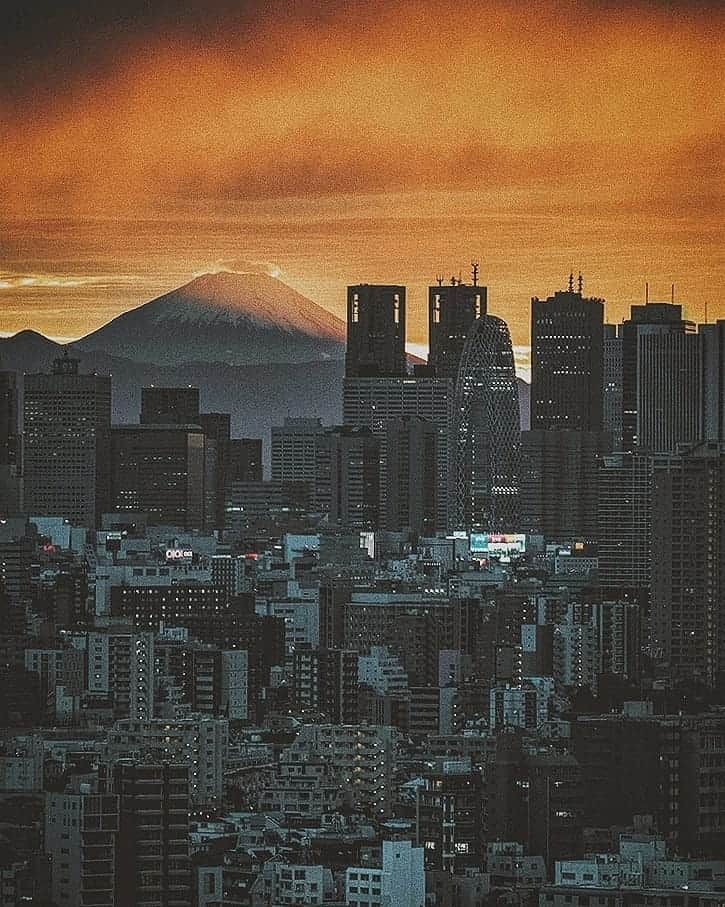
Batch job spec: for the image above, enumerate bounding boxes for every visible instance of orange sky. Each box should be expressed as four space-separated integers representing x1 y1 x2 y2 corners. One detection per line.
1 0 723 355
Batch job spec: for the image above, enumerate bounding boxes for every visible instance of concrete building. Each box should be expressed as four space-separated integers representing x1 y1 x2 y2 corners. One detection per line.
45 778 119 907
428 277 486 381
384 416 437 535
531 282 605 432
23 352 111 527
346 284 407 378
107 716 228 807
345 840 425 907
113 760 191 907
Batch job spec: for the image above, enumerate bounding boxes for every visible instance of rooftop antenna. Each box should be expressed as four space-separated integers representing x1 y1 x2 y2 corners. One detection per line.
451 275 457 286
436 274 443 287
671 283 675 305
645 282 649 304
577 272 583 294
568 272 574 292
471 261 479 287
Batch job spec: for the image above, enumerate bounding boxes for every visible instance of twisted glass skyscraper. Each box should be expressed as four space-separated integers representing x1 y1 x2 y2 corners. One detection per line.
454 315 521 531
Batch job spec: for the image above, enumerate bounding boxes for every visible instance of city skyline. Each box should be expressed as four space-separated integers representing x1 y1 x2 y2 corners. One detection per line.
1 0 723 348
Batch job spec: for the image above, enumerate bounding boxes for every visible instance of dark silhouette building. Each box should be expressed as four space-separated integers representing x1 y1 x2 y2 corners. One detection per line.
23 352 112 527
384 416 437 535
454 315 520 531
531 280 604 431
345 284 406 377
428 277 486 381
110 424 213 529
113 760 191 907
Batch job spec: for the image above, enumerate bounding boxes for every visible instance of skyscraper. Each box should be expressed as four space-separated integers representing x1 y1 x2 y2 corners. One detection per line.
602 324 623 450
23 352 112 527
343 375 453 530
384 416 437 535
701 320 725 443
345 284 406 377
620 301 697 453
454 315 520 531
651 442 725 689
110 424 212 528
0 370 21 513
328 426 381 530
428 277 486 380
531 280 605 431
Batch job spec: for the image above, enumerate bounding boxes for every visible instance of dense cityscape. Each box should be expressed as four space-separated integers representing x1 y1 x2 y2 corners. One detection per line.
0 269 723 906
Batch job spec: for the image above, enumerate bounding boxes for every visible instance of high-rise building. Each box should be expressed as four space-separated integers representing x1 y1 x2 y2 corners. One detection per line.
343 375 453 530
454 314 520 531
384 416 437 535
519 429 611 543
0 370 21 514
346 840 425 907
701 320 725 443
651 442 725 688
140 386 200 425
113 760 191 907
271 417 326 483
531 281 605 431
110 424 212 529
428 277 486 380
86 630 155 720
346 284 406 377
226 438 263 483
620 301 696 453
596 454 652 594
637 329 702 453
45 777 119 907
198 412 231 529
23 352 112 527
603 324 623 450
328 426 381 530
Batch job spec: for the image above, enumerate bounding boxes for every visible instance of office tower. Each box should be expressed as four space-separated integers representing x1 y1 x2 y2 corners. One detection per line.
113 760 191 907
86 630 155 720
621 301 697 453
343 375 453 530
328 426 381 530
23 352 112 527
0 371 21 514
651 442 725 688
0 370 18 467
603 324 623 449
226 437 263 482
596 454 652 594
110 424 211 529
199 412 231 529
454 314 520 531
291 647 359 723
346 284 406 377
531 280 605 431
519 429 611 542
428 276 486 380
701 320 725 442
384 416 437 535
271 417 326 483
45 778 119 907
140 385 200 425
638 329 702 453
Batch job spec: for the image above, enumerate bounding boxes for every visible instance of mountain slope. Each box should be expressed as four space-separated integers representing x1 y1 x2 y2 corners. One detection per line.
77 271 347 366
